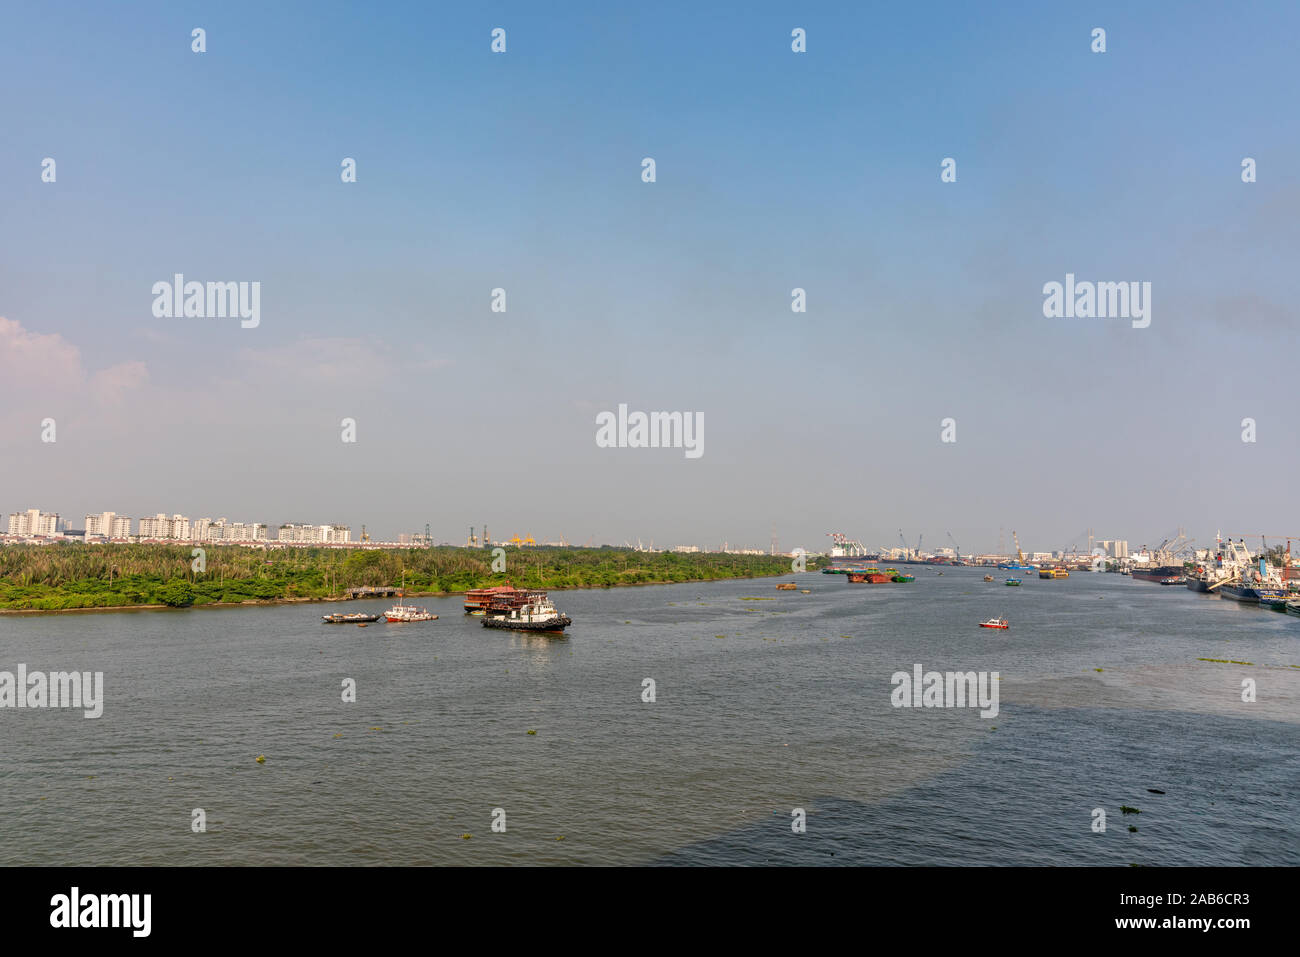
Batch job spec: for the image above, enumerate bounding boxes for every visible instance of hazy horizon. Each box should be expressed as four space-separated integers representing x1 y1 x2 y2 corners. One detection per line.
3 1 1297 554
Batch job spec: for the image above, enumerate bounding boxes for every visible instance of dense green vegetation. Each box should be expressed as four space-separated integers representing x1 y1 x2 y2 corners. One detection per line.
0 544 816 611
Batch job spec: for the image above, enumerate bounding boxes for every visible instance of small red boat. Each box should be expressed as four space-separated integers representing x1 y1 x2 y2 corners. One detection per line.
978 617 1009 629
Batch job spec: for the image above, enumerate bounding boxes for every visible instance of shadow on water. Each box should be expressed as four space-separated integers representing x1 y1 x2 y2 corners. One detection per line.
656 704 1300 866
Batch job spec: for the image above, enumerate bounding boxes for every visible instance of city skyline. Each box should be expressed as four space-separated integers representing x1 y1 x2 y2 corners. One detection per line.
2 501 1280 559
3 2 1297 553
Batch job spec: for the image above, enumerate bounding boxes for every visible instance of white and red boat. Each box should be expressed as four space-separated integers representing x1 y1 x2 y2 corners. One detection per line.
385 603 437 622
384 574 437 623
978 617 1009 629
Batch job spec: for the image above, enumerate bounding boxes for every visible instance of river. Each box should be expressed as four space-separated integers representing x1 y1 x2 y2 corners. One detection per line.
2 566 1296 865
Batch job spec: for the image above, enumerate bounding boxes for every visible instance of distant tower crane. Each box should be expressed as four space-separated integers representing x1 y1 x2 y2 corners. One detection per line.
947 531 960 562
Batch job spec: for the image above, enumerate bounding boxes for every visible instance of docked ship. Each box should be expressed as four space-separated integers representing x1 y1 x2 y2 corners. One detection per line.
1128 536 1194 583
1129 564 1186 583
1188 538 1249 593
1220 581 1289 604
1200 539 1290 604
481 591 572 633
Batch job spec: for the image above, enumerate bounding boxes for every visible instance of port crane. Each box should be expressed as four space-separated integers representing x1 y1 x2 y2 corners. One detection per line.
1012 530 1027 565
898 530 922 560
946 531 961 562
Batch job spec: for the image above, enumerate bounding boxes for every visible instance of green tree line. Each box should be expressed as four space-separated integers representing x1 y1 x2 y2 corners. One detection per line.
0 543 814 611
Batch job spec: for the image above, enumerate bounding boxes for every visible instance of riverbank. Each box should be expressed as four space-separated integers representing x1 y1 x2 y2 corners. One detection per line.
0 564 800 616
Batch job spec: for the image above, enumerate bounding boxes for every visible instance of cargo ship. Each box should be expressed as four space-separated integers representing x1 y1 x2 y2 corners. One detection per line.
1129 565 1186 583
1189 538 1250 593
1221 583 1289 604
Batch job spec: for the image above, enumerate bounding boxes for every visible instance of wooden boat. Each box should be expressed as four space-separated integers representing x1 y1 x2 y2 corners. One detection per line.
464 583 526 615
891 574 915 582
323 612 382 624
983 575 994 582
847 570 891 583
978 617 1009 629
775 583 797 590
1004 578 1022 586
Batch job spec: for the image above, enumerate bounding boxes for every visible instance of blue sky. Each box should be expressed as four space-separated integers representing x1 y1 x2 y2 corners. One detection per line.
2 1 1297 552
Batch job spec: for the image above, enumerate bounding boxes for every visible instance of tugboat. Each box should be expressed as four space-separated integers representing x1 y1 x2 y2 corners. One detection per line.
322 612 382 624
978 616 1009 629
481 593 572 633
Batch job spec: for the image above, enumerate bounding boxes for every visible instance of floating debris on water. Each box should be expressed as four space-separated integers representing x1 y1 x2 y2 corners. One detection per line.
527 729 537 735
1147 788 1165 795
255 755 265 764
1128 825 1138 833
1120 805 1140 815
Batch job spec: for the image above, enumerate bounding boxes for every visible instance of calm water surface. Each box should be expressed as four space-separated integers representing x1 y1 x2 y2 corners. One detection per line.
2 567 1297 865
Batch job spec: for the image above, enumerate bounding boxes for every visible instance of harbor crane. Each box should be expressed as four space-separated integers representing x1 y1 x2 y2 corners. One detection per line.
898 530 922 559
947 531 960 562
